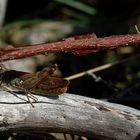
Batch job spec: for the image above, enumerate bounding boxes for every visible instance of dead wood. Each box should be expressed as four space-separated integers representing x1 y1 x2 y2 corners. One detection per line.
0 91 140 140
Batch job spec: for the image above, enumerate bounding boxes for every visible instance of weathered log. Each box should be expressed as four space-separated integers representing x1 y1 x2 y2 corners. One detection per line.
0 91 140 140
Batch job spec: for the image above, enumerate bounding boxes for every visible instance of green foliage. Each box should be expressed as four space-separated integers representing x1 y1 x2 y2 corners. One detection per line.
54 0 96 15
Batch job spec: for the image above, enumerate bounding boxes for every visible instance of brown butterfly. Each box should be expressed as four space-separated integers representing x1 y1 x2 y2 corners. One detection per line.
0 64 69 107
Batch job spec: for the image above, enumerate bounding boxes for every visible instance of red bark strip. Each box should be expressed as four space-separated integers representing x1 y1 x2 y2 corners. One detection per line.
0 34 140 61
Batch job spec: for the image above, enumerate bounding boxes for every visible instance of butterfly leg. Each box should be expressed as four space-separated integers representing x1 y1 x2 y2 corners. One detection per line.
17 87 38 107
12 85 38 107
1 85 29 102
23 90 35 107
26 91 38 101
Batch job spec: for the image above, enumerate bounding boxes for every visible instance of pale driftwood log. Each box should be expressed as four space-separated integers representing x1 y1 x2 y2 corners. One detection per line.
0 92 140 140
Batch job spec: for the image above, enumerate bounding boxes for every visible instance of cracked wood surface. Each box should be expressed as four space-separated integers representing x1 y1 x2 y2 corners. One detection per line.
0 91 140 140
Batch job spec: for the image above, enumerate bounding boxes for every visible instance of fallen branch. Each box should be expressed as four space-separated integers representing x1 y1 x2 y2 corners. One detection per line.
0 91 140 140
0 34 140 61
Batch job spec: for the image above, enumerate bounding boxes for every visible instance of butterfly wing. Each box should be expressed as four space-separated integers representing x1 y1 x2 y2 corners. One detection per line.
32 76 69 95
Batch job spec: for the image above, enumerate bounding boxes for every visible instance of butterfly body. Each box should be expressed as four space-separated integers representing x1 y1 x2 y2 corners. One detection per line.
0 64 69 96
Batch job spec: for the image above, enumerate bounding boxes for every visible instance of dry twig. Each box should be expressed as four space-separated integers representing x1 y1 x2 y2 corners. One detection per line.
66 53 140 80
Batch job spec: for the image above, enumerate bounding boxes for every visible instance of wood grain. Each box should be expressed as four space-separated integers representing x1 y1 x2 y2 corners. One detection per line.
0 91 140 140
